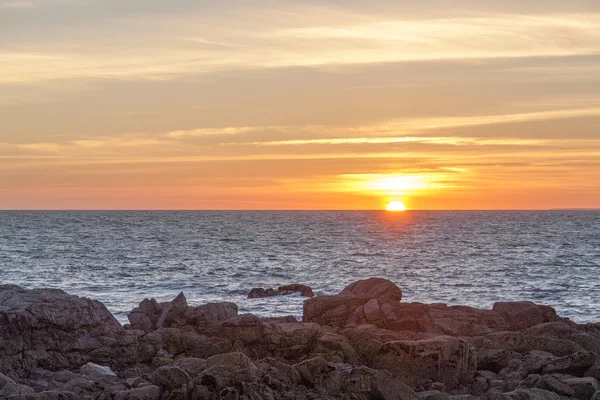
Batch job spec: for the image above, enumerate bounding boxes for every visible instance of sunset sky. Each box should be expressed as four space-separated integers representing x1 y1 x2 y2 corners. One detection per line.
1 0 599 210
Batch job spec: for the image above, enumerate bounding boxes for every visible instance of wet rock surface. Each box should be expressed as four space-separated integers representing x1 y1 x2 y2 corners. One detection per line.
248 284 314 299
1 278 599 399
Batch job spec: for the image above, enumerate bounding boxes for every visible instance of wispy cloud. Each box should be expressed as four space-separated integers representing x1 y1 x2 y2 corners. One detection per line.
2 11 600 84
0 1 34 8
248 137 547 147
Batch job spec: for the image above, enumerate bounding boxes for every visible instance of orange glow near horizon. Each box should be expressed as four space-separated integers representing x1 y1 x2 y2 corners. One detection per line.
1 2 600 210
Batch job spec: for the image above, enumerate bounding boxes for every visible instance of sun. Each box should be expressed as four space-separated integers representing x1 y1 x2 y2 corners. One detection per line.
386 201 407 212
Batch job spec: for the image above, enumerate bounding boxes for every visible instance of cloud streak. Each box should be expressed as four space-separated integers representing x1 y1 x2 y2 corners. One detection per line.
2 11 600 85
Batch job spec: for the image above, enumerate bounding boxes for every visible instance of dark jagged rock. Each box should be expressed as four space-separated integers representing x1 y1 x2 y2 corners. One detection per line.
128 293 237 332
0 285 129 374
1 279 599 400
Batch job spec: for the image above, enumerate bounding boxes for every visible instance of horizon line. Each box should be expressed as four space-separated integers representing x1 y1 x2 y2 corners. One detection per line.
1 208 599 212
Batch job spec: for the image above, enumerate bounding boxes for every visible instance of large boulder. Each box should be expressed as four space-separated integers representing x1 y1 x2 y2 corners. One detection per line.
341 278 403 301
0 285 124 375
492 302 559 331
303 278 406 329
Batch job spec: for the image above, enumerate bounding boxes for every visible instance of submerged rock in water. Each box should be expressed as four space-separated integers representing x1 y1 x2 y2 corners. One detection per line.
247 283 314 298
278 283 314 297
247 287 278 298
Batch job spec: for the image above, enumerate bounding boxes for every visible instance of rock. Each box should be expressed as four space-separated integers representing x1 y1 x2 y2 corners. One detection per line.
478 331 586 357
542 352 598 375
173 357 207 376
0 372 15 390
56 376 101 396
588 362 600 381
472 375 488 395
374 336 476 390
477 349 522 372
1 280 598 400
155 292 188 329
218 387 239 400
293 356 328 385
480 390 513 400
417 390 449 399
526 322 600 354
128 298 163 333
202 352 261 386
80 362 117 380
564 377 600 400
505 387 561 399
184 302 238 326
33 391 79 400
0 382 35 396
303 294 375 327
313 332 359 364
341 278 403 301
303 293 408 329
368 369 419 400
592 391 600 400
319 363 418 400
537 374 575 397
149 366 191 391
278 284 314 297
498 359 527 383
129 295 237 332
0 285 123 374
248 288 278 299
304 279 435 331
114 385 161 400
428 304 508 336
492 302 559 331
519 350 557 374
51 371 80 384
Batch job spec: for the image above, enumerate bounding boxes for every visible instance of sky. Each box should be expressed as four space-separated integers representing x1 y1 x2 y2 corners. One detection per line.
1 0 600 210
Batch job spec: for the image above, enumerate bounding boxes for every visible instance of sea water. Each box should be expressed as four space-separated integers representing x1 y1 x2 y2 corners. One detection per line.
1 211 598 323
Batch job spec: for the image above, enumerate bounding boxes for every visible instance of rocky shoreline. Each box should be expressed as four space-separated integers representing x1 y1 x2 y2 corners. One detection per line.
1 278 599 400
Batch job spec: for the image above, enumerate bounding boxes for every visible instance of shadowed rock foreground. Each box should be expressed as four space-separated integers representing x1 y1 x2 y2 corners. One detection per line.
1 278 599 400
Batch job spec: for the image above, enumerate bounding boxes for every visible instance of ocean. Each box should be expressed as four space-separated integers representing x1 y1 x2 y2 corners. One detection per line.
0 211 598 324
